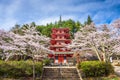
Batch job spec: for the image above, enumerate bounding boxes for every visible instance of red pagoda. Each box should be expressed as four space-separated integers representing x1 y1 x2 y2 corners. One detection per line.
49 28 73 64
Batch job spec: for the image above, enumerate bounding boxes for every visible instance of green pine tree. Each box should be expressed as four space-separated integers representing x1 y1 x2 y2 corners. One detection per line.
87 15 93 25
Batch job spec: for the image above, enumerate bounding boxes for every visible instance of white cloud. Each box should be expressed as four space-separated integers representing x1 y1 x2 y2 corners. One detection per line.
0 0 22 30
36 15 76 25
0 18 17 30
0 0 120 30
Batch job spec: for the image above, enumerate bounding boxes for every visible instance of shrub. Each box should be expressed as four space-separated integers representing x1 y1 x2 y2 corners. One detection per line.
0 60 43 78
77 61 114 77
43 58 50 66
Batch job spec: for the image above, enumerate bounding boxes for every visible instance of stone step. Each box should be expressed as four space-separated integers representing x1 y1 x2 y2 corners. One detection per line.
42 67 80 80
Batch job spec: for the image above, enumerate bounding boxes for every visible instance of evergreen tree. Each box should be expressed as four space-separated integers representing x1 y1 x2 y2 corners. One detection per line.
87 15 93 25
30 22 36 27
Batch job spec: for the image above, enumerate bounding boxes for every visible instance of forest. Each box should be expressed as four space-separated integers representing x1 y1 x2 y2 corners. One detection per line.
11 15 92 38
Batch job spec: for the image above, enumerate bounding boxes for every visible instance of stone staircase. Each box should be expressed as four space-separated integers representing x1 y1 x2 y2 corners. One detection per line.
42 66 80 80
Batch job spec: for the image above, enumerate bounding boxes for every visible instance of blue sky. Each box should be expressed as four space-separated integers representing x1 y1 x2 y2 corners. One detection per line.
0 0 120 30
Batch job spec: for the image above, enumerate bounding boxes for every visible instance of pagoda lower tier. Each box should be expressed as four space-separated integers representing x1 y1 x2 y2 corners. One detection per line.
48 52 73 64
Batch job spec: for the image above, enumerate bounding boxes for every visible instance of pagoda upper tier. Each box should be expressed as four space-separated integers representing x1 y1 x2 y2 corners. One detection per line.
50 28 71 52
52 28 69 33
51 28 70 39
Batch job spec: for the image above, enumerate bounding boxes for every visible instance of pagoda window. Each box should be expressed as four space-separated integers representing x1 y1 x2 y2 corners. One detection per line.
66 48 70 51
64 30 66 33
54 48 56 51
56 36 60 39
56 42 59 45
56 48 59 51
59 43 61 45
50 47 53 50
59 48 62 51
61 42 65 45
61 36 64 39
66 49 68 51
53 30 56 33
55 56 58 59
57 31 60 34
66 29 69 33
56 36 58 39
65 41 69 44
61 31 64 33
65 48 68 51
64 56 66 59
62 48 65 51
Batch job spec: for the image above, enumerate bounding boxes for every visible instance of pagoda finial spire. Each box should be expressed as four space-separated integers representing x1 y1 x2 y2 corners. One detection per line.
59 15 62 27
60 15 62 22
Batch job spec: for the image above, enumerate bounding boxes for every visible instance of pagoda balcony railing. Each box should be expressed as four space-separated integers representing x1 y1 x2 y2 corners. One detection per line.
56 31 65 34
54 50 71 52
54 39 70 41
50 45 66 47
56 37 65 39
54 51 74 54
51 33 70 36
51 39 71 41
55 42 66 45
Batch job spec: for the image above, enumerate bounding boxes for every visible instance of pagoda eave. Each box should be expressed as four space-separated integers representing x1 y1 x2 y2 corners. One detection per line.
51 33 70 36
51 39 71 41
50 45 66 48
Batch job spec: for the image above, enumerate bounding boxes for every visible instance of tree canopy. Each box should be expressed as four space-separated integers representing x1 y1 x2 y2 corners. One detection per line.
36 19 82 38
84 15 93 26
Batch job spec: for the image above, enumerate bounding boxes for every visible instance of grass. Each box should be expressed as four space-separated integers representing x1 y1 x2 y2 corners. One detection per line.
102 77 119 80
0 77 41 80
83 77 120 80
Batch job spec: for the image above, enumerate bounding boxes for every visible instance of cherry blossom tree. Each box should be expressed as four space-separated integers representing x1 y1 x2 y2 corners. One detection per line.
0 29 19 60
14 26 52 59
111 19 120 56
0 24 53 61
67 23 116 62
111 19 120 35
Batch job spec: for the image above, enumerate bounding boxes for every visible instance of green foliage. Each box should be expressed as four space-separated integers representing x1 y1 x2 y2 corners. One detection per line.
10 17 93 37
43 58 51 66
2 37 13 43
83 77 119 80
78 61 114 77
84 15 93 25
87 15 93 25
11 24 25 35
102 76 119 80
0 60 43 78
36 19 82 37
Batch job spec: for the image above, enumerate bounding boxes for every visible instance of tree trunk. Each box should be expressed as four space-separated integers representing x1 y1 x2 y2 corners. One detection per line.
101 44 106 62
92 46 102 61
32 56 35 80
91 39 102 61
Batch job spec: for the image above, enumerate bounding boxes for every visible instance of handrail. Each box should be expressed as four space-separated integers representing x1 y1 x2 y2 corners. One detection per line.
76 67 83 80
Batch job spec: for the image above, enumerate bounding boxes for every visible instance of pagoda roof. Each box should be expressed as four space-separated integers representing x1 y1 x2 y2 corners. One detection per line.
51 33 70 35
52 28 69 30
